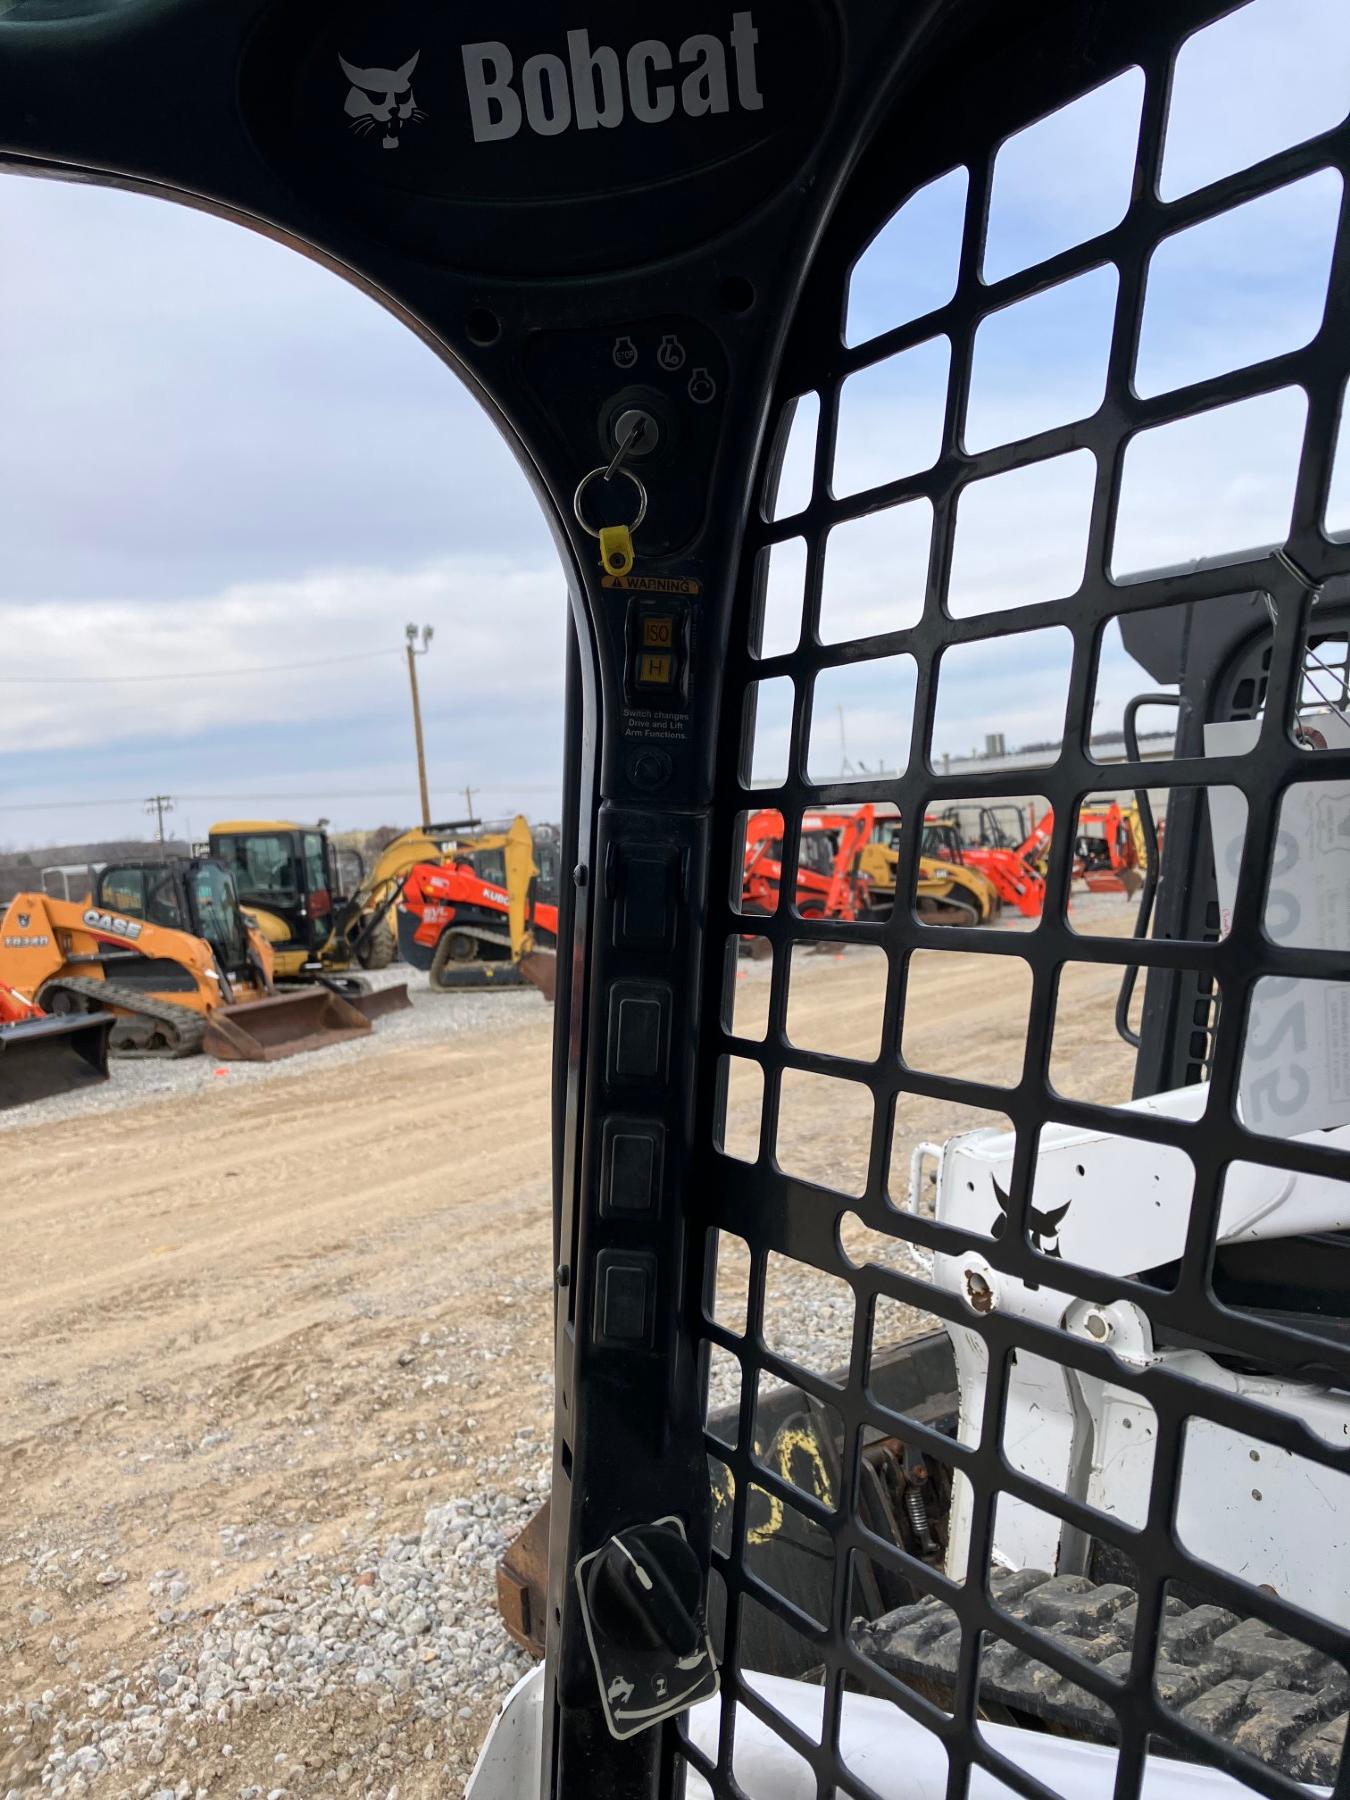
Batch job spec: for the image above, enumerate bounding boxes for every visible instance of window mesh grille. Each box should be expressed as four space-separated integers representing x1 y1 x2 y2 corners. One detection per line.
684 4 1350 1796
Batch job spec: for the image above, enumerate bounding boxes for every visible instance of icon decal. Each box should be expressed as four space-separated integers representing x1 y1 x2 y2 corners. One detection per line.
991 1176 1069 1259
339 52 425 150
687 366 717 404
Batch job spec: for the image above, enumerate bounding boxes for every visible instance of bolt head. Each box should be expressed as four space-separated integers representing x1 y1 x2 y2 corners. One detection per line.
963 1269 994 1314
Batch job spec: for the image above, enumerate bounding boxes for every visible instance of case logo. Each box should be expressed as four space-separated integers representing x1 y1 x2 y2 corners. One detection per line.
82 908 144 942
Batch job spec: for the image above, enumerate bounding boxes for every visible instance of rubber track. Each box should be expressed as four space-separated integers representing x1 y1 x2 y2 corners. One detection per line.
38 975 207 1057
854 1567 1346 1785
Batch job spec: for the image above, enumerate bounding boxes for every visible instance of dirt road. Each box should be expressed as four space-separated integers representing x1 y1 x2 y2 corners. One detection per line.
0 912 1136 1794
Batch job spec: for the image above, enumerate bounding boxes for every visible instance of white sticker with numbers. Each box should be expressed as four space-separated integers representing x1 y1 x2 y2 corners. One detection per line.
1207 711 1350 1137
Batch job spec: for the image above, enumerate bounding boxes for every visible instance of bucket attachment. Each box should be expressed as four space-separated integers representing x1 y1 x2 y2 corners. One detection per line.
203 988 372 1063
344 981 413 1024
302 974 414 1024
0 1011 114 1110
519 951 557 1003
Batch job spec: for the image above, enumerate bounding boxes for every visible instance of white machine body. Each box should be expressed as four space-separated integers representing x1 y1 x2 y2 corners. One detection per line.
929 1086 1350 1623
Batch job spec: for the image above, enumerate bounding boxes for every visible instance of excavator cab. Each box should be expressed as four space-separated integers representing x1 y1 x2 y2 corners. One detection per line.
206 824 339 970
10 3 1350 1797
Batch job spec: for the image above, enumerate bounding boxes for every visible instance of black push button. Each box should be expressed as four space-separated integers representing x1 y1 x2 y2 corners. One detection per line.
602 1118 665 1216
614 845 680 950
595 1251 656 1348
608 981 670 1084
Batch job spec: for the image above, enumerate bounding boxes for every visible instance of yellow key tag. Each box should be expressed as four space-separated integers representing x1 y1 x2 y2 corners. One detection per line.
599 523 634 576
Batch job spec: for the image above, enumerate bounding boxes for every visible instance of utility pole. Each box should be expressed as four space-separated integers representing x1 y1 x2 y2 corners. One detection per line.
145 794 174 844
463 785 476 822
405 623 435 829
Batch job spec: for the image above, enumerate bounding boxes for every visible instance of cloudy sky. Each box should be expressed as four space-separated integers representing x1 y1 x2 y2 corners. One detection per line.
1 0 1346 848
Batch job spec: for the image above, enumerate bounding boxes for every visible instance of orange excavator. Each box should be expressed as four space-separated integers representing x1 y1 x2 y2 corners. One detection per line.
741 806 875 921
1076 800 1148 895
397 817 559 997
1008 804 1146 896
1017 806 1056 877
0 978 114 1110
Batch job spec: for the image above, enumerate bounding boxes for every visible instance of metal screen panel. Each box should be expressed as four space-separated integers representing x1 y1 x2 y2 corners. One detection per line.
685 4 1350 1797
4 3 1349 1796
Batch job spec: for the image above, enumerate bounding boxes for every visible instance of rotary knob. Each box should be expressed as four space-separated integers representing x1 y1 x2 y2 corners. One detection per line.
584 1521 704 1659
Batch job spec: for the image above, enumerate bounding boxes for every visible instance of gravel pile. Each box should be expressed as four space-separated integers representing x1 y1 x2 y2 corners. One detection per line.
0 973 543 1134
2 1465 548 1797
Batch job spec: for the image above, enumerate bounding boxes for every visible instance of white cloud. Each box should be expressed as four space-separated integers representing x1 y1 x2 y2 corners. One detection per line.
0 556 565 756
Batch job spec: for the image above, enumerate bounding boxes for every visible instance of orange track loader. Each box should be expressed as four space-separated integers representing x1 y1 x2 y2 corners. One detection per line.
0 859 373 1061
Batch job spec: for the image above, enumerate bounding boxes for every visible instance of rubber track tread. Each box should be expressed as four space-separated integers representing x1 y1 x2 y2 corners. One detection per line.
38 976 207 1056
854 1568 1346 1785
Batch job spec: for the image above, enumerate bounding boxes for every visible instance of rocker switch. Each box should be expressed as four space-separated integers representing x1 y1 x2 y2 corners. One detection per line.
602 1118 664 1216
595 1250 656 1348
614 844 679 950
607 981 670 1085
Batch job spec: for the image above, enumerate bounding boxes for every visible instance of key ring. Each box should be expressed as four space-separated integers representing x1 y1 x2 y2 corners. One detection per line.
573 465 648 539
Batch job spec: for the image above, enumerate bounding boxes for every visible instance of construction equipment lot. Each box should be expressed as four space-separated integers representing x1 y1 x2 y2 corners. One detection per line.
1 901 1136 1797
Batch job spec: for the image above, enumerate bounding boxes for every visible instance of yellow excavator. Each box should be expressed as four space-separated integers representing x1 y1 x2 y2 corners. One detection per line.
204 818 478 1017
859 820 1001 927
209 816 559 1001
0 857 373 1060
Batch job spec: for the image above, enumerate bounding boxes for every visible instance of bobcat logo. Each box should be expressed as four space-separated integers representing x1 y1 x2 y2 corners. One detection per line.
339 52 425 150
991 1177 1069 1259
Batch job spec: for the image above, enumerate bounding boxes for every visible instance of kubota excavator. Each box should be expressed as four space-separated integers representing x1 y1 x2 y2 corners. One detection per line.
1076 799 1149 896
0 859 372 1060
398 816 560 997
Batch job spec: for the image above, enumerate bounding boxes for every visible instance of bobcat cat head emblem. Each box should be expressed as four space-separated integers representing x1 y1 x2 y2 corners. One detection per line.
991 1177 1070 1259
339 52 424 150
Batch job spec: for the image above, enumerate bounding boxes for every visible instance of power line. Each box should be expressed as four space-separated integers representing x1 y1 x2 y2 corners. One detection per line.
0 648 404 685
0 781 563 814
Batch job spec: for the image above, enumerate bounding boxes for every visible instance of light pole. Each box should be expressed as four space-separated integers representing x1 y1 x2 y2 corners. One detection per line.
405 623 435 829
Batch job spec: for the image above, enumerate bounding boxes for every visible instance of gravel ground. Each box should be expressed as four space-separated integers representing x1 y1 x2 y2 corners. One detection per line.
1 894 1140 1796
0 972 539 1135
3 1484 544 1798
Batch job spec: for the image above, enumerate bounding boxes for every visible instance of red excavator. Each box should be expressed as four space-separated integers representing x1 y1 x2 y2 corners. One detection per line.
741 806 875 921
1076 800 1148 895
0 978 114 1111
397 816 560 995
1002 804 1147 897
